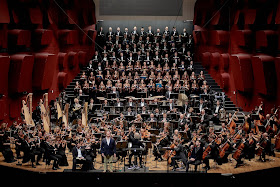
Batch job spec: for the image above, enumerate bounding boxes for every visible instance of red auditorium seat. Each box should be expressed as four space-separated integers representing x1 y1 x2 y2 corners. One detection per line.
201 52 211 69
78 51 87 67
68 51 79 69
256 30 277 49
8 30 31 47
32 53 57 91
34 29 53 46
9 54 34 94
220 53 229 72
0 97 7 120
209 30 229 46
210 52 220 69
220 73 230 90
57 72 68 90
0 0 10 24
0 56 10 95
58 53 68 71
29 7 43 24
57 30 79 45
232 30 252 47
251 55 277 96
230 54 254 93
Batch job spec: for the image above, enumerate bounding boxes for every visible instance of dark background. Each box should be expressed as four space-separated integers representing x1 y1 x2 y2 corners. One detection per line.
99 0 183 16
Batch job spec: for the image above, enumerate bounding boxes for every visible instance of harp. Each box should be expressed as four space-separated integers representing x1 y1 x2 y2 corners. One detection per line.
40 93 50 133
81 102 88 127
62 103 69 128
56 101 63 120
22 93 35 126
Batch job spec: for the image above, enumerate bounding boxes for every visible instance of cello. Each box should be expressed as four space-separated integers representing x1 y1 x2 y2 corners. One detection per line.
228 110 238 135
265 108 279 133
253 102 264 134
232 139 246 161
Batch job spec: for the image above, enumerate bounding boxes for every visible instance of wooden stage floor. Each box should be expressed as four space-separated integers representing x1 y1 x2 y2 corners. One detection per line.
1 149 280 174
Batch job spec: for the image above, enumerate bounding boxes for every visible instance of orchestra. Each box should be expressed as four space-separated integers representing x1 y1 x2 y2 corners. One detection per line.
0 25 280 174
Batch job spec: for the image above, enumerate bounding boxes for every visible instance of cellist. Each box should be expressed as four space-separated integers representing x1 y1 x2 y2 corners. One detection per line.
203 135 219 170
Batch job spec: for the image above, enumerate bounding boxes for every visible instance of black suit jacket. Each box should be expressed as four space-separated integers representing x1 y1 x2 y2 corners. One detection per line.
190 146 203 160
72 146 86 159
100 138 116 156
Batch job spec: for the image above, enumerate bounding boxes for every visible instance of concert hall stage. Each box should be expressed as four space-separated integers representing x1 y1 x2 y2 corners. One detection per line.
1 164 279 186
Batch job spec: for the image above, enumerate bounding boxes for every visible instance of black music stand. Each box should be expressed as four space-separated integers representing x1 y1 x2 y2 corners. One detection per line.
107 93 117 99
137 92 147 98
148 121 157 129
124 115 134 122
148 129 160 136
133 121 143 129
170 93 178 99
115 106 124 114
109 114 120 120
116 141 128 172
104 106 112 112
92 104 102 110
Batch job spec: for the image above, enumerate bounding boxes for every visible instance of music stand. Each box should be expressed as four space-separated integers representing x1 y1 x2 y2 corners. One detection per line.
148 129 160 136
133 122 143 129
200 94 209 101
137 92 147 98
92 104 102 110
170 93 178 99
109 114 120 120
107 93 117 99
116 141 128 172
124 115 134 122
141 114 150 121
104 106 112 112
115 106 124 113
148 121 157 129
93 133 102 139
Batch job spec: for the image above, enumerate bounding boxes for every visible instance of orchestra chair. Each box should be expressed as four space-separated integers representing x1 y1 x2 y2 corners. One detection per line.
189 160 207 173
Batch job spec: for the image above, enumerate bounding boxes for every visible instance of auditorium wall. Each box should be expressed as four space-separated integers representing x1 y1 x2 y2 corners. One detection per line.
93 0 195 38
193 0 280 113
0 0 96 125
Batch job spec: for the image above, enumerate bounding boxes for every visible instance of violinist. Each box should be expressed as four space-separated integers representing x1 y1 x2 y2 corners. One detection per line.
153 131 170 161
45 136 62 170
54 136 68 166
22 135 37 168
171 139 187 171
